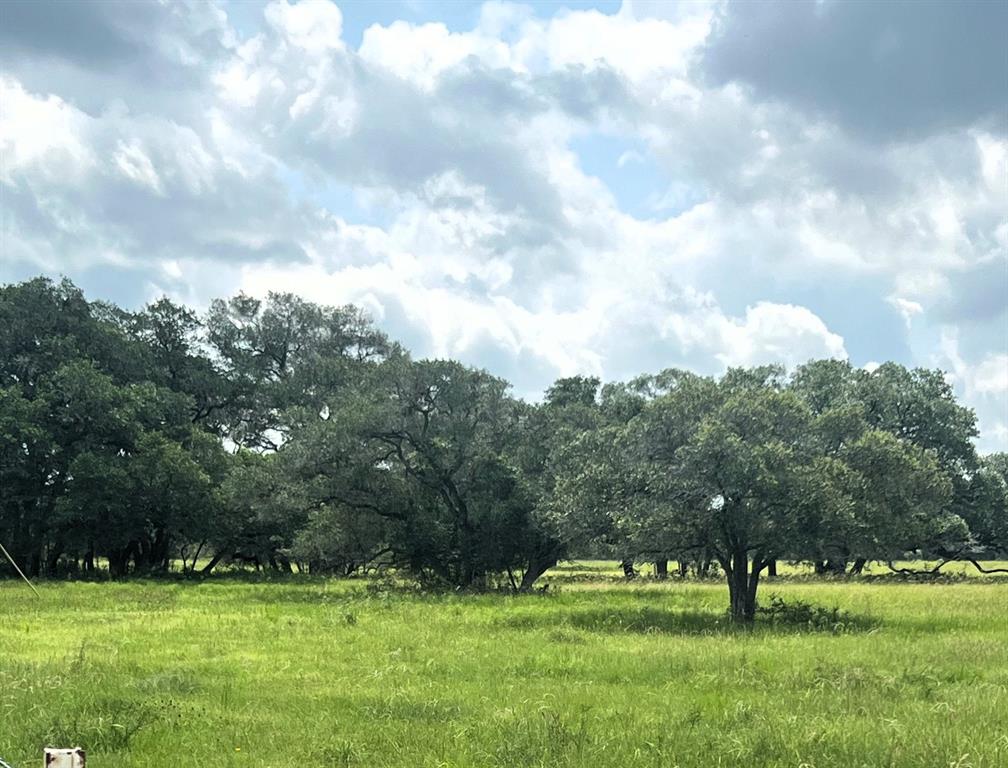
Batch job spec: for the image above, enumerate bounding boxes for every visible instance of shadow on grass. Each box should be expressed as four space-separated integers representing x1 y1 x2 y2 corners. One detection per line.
567 608 730 635
502 605 880 636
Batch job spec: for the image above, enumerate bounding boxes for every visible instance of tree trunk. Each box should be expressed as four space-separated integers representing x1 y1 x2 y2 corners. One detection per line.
201 551 226 575
109 545 134 577
696 558 711 578
766 560 777 577
727 564 746 621
125 540 140 574
151 530 171 571
724 551 763 623
849 557 867 576
654 560 668 580
745 558 762 619
187 541 206 574
45 546 62 576
677 560 688 578
518 554 557 592
137 537 151 571
275 553 293 573
620 559 637 579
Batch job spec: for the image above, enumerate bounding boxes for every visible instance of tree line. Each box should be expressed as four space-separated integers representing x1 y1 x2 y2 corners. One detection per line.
1 277 1005 621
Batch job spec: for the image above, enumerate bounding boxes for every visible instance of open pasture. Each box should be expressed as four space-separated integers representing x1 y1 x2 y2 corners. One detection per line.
2 571 1007 768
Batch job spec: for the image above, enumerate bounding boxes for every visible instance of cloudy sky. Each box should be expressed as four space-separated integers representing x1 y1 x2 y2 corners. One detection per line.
1 0 1006 449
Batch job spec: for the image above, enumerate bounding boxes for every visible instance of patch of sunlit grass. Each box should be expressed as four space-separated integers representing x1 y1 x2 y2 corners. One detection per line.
1 570 1006 767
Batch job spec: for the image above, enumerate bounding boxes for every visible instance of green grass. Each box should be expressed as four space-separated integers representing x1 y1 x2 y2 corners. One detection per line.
2 568 1007 767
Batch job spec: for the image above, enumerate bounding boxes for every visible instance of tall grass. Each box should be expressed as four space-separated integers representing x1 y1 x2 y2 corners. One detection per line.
1 570 1006 767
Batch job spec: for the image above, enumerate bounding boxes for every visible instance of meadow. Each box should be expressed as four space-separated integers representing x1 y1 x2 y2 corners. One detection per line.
2 566 1007 768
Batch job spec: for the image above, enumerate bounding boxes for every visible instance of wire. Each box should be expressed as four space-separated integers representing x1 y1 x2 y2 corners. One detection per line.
0 541 40 598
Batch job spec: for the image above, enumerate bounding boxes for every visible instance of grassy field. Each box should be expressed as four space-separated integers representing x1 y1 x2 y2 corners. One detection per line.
2 568 1007 767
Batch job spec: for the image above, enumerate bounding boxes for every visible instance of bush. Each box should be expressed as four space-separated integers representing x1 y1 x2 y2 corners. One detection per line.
758 594 866 633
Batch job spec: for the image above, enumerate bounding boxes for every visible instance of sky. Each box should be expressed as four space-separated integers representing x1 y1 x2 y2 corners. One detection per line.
0 0 1006 451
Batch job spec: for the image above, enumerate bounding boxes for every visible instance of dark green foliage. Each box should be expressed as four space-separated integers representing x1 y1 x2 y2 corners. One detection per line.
278 357 549 588
0 277 1003 603
757 594 870 633
551 361 975 620
952 453 1008 557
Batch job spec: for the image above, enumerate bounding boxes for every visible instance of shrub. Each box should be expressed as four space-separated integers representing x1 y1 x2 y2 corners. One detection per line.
758 594 866 633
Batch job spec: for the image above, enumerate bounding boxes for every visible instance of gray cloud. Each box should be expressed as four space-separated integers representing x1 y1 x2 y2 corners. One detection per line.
224 53 571 241
934 256 1008 326
249 58 640 243
0 0 148 67
0 0 229 117
703 0 1008 141
1 0 1005 451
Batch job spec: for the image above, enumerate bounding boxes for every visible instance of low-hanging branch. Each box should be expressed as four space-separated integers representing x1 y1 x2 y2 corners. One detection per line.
885 557 1008 577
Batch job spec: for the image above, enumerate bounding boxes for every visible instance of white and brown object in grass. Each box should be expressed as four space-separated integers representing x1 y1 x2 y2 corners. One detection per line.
43 748 85 768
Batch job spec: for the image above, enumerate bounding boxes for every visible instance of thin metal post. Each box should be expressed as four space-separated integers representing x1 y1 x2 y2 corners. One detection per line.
0 541 40 598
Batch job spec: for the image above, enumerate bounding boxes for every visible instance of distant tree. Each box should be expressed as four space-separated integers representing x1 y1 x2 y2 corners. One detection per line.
790 359 980 573
556 370 954 622
0 279 231 576
0 275 997 594
132 297 232 428
205 292 390 449
275 356 546 588
949 453 1008 569
0 279 153 575
550 371 719 578
291 502 391 576
57 431 221 575
0 386 54 575
202 450 302 574
511 376 606 589
853 362 978 473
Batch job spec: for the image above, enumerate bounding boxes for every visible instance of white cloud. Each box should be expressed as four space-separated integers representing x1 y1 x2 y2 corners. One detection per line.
113 140 165 195
937 329 1007 396
359 21 508 90
213 37 271 108
358 0 712 88
716 302 847 369
263 0 344 54
616 149 644 168
0 77 95 183
528 3 713 82
934 330 1008 452
887 296 924 329
1 0 1004 450
974 354 1008 396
